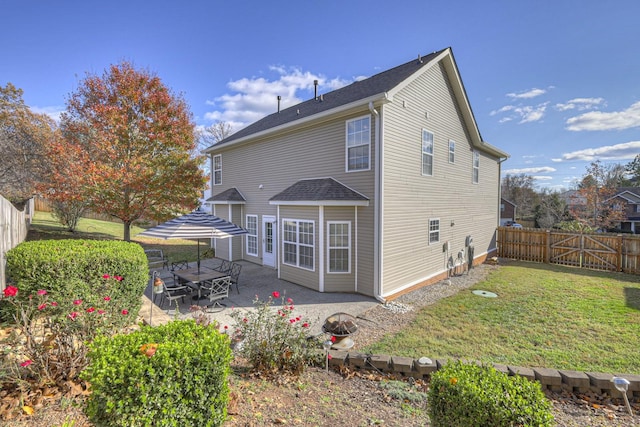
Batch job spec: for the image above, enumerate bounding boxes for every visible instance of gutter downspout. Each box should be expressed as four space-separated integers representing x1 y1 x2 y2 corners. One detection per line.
369 101 386 303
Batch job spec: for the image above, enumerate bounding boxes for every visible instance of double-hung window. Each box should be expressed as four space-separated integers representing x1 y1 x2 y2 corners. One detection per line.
448 140 455 163
245 215 258 256
283 219 314 270
213 155 222 186
346 116 371 171
472 151 479 183
328 222 351 273
429 219 440 244
422 130 434 176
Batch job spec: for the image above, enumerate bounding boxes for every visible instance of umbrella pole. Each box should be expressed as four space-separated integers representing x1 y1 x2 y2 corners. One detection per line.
197 239 201 273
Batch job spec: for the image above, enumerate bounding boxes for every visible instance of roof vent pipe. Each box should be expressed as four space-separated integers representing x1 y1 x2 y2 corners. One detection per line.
314 79 318 100
418 54 423 64
277 95 281 113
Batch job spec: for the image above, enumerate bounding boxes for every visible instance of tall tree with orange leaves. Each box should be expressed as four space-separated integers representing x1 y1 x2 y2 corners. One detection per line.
53 61 207 241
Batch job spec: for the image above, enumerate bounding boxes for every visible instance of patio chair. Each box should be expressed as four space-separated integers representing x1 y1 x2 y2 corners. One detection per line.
170 260 190 286
199 276 231 312
158 279 191 311
228 262 242 294
212 259 232 274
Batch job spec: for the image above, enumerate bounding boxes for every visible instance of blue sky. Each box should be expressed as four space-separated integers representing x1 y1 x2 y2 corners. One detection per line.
2 0 639 191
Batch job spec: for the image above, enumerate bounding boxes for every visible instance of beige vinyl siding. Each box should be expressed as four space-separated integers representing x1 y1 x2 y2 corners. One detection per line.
230 205 244 261
278 206 319 290
380 62 501 296
212 205 231 261
323 206 356 293
210 109 377 296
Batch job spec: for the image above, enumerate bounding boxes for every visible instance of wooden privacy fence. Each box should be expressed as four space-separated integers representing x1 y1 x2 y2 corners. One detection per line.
0 196 32 290
497 227 640 275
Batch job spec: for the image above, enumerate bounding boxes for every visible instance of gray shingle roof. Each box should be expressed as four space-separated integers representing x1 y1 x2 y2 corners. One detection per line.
207 187 246 203
269 178 369 203
208 48 448 148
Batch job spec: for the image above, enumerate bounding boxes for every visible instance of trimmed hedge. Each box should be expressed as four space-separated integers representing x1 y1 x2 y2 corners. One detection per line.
82 320 232 427
428 361 554 427
4 239 147 326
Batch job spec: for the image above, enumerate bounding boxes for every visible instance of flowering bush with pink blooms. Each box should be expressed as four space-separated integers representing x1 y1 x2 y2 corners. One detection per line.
3 239 147 323
228 291 321 376
0 282 135 402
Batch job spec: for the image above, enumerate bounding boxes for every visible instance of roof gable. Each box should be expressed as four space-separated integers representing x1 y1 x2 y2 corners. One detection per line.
204 47 508 159
207 187 246 204
269 178 369 206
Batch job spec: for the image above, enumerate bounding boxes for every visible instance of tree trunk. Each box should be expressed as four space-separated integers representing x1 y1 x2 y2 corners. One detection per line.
123 221 132 242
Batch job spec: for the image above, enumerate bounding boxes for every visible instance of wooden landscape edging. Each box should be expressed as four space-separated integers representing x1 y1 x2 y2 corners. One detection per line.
327 350 640 400
497 227 640 275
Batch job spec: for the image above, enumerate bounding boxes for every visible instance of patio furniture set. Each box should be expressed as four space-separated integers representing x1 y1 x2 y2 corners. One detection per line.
151 259 242 313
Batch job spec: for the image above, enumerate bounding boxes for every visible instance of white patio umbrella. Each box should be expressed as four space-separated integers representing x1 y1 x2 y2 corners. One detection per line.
137 210 247 272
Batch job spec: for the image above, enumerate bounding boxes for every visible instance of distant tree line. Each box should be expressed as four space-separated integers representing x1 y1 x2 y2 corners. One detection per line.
502 156 640 232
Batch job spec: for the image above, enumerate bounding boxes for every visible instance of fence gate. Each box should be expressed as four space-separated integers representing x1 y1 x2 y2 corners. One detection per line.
549 232 619 271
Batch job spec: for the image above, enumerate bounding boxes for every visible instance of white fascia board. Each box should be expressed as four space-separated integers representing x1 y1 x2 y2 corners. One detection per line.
203 93 391 153
205 201 246 205
269 200 370 207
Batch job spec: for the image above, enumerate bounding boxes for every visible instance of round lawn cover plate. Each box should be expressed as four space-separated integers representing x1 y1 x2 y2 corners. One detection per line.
472 290 498 298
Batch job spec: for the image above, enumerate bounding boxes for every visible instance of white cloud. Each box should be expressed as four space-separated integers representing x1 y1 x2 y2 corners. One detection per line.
503 166 557 174
532 176 553 181
506 88 546 99
556 140 640 161
555 97 604 111
490 105 515 115
566 101 640 131
492 103 548 124
203 66 352 130
30 105 64 122
518 104 548 123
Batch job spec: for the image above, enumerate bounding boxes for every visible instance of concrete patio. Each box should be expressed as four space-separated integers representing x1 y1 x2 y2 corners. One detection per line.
141 257 380 336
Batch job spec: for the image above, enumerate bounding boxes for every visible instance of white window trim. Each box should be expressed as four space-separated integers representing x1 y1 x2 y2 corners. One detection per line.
245 214 258 257
282 218 315 271
327 221 351 274
345 115 371 172
421 129 434 176
213 154 222 186
448 140 455 164
472 151 479 184
428 218 440 245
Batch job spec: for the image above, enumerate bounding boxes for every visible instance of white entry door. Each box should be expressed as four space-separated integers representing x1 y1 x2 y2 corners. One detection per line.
262 215 276 268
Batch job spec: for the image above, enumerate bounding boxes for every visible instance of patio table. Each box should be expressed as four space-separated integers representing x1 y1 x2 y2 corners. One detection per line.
173 267 231 300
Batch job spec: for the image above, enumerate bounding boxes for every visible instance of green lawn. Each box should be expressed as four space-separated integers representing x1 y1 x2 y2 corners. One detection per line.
365 261 640 374
28 213 640 374
29 211 203 264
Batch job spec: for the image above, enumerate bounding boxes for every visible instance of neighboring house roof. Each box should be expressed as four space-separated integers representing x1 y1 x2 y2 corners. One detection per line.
204 47 508 160
269 178 369 206
501 198 516 208
612 187 640 203
207 187 246 204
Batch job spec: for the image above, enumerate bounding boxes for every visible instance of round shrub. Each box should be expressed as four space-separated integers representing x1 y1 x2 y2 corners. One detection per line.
82 320 232 427
5 239 147 326
428 361 554 427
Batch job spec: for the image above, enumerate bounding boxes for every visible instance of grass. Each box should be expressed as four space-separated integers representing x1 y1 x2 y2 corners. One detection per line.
365 260 640 374
29 211 203 264
27 213 640 374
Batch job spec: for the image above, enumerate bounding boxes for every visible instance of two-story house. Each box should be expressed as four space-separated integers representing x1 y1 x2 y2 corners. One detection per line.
203 47 509 300
610 188 640 233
